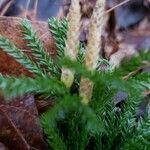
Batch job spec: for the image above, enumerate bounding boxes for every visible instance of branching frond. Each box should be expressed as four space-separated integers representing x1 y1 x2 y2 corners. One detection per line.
49 18 68 59
0 74 68 100
49 18 85 64
122 106 150 150
21 20 59 77
0 36 43 76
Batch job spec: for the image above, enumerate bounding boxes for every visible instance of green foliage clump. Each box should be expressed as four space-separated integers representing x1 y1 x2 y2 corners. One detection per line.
0 18 149 150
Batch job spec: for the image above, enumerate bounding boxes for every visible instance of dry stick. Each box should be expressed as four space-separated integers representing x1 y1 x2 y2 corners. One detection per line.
23 0 30 18
32 0 38 20
79 0 106 104
61 0 81 88
0 0 15 16
122 61 150 80
105 0 132 14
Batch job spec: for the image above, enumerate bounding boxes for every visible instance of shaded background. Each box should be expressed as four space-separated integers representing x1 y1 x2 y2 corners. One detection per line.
0 0 150 29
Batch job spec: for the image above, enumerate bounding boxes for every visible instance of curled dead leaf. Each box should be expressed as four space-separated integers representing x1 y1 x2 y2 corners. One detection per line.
0 95 48 150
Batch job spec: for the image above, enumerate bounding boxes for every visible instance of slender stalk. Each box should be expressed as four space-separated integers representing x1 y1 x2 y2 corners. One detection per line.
61 0 81 88
79 0 106 104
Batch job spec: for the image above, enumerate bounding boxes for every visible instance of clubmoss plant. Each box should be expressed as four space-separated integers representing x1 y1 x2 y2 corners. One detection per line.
0 0 149 149
61 0 81 88
79 0 106 104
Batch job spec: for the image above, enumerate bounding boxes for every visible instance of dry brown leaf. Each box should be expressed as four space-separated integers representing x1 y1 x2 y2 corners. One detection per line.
0 95 48 150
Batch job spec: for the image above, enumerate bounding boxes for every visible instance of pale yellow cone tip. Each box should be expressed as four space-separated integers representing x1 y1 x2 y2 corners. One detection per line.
79 0 106 104
61 69 74 88
60 0 81 88
81 95 90 105
80 78 94 104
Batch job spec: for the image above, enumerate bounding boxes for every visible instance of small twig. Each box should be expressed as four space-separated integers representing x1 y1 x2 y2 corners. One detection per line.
123 62 150 80
0 0 15 16
23 0 30 18
105 0 132 14
32 0 38 20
